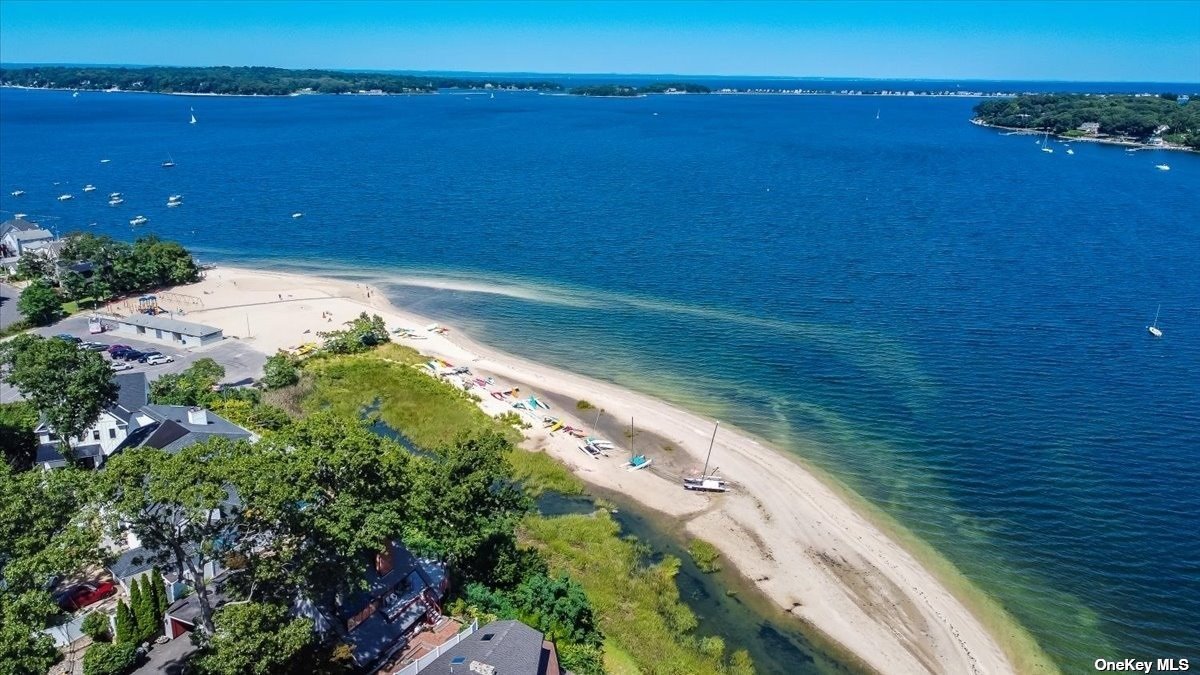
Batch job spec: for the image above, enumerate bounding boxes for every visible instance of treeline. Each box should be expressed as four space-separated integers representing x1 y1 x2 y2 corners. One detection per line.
569 82 712 96
0 66 563 95
12 232 200 327
974 94 1200 148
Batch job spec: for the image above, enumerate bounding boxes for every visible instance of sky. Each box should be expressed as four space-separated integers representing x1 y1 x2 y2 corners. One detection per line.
0 1 1197 82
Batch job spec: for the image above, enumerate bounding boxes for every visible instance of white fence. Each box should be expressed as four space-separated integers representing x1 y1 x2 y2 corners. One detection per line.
392 619 479 675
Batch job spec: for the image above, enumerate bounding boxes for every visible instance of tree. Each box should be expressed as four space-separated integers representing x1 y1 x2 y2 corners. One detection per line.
81 641 137 675
13 251 53 280
317 313 390 354
114 600 136 644
262 352 299 389
149 358 226 406
128 578 146 642
81 611 112 642
152 568 169 624
132 575 158 642
16 278 63 326
192 602 313 675
0 335 118 453
100 441 249 635
0 401 38 471
404 432 530 586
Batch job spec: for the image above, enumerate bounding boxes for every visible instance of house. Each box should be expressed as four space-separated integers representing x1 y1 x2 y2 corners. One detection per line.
108 313 224 348
416 620 565 675
35 372 253 469
0 217 56 270
293 541 449 671
163 570 237 639
1077 122 1101 135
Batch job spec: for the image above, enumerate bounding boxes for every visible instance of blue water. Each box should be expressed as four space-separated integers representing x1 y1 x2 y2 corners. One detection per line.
2 87 1199 673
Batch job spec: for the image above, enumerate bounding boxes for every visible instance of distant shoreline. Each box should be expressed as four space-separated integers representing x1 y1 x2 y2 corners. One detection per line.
970 118 1197 153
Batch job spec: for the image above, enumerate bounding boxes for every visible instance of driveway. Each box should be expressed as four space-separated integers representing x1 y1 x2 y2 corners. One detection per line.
0 282 21 331
0 313 266 403
130 635 197 675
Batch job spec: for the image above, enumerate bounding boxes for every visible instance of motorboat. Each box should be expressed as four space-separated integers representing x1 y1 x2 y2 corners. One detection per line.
9 189 24 197
1155 164 1170 171
130 215 149 226
108 197 124 206
58 194 73 201
83 184 96 192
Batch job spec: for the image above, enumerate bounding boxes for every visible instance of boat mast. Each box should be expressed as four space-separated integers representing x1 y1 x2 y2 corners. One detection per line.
1153 304 1161 328
702 421 719 478
630 417 635 460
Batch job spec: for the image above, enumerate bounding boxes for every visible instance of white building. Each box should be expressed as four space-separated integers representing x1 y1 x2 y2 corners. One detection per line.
109 313 224 347
0 217 56 271
35 373 151 469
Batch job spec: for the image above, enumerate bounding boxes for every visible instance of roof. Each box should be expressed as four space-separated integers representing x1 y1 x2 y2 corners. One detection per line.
420 620 558 675
0 218 48 237
114 313 222 337
111 372 149 423
135 405 252 452
35 442 102 467
165 570 236 626
108 546 159 580
10 228 54 242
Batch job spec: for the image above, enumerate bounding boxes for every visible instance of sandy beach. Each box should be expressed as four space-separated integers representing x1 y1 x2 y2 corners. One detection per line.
148 265 1021 675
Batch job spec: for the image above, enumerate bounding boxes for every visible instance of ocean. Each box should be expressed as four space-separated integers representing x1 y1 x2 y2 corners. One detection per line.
1 85 1198 673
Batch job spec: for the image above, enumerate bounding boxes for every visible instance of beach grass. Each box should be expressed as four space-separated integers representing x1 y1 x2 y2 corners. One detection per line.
507 448 586 497
687 539 722 573
298 345 520 448
521 511 752 675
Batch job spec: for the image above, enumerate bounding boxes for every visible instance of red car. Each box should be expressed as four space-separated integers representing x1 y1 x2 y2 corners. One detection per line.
55 581 116 611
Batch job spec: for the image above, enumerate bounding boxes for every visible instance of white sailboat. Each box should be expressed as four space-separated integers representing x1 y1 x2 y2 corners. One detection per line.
624 417 653 471
1148 305 1163 338
189 107 197 125
1155 164 1170 171
162 153 176 168
875 109 880 120
1040 132 1054 153
683 421 729 492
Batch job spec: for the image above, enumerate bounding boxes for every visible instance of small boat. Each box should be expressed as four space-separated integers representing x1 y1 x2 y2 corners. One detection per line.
683 421 729 492
579 444 603 459
9 189 24 197
292 212 304 219
189 108 197 125
13 213 27 219
72 90 79 98
1040 132 1053 153
167 194 183 206
1148 304 1163 338
875 109 880 120
1065 147 1074 155
1155 164 1170 171
626 455 653 471
161 154 176 168
100 159 111 163
109 192 121 199
108 197 124 206
83 184 96 192
57 193 74 201
167 200 182 207
130 215 149 226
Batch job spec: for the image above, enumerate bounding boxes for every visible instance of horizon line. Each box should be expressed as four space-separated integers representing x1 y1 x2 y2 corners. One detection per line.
1 61 1197 86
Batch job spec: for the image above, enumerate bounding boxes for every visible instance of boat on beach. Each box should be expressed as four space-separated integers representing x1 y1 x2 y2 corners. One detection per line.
683 421 729 492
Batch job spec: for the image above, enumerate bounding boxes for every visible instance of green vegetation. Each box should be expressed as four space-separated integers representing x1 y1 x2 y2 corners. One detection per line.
0 401 38 471
0 334 118 450
522 511 753 674
82 641 137 675
17 278 63 326
301 344 517 447
507 448 586 497
56 233 201 300
81 610 112 642
0 65 562 95
570 82 711 96
262 352 300 389
688 539 722 574
149 358 289 431
317 312 390 354
576 399 596 410
974 94 1200 148
192 603 315 675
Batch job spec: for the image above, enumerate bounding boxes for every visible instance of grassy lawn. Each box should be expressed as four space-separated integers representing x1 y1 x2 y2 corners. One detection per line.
521 511 752 675
61 296 99 315
507 448 585 496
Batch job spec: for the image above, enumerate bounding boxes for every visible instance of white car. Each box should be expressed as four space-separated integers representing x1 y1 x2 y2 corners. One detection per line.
110 361 133 371
145 355 174 365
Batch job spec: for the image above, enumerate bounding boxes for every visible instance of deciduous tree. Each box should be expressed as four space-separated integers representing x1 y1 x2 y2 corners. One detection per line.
192 602 313 675
16 278 62 326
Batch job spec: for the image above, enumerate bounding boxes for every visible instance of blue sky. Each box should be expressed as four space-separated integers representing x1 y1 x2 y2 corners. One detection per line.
1 1 1197 82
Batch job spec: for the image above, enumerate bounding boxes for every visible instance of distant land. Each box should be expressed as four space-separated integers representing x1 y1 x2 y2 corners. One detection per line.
973 93 1199 150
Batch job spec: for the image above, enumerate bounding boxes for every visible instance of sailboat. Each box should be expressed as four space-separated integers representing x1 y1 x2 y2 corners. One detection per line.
161 153 176 168
875 109 880 120
1040 132 1054 153
189 108 197 125
1148 305 1163 337
683 422 729 492
625 417 653 471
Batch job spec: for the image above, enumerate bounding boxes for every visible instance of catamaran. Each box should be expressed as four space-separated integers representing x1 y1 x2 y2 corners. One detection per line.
683 421 729 492
1148 305 1163 338
624 417 653 471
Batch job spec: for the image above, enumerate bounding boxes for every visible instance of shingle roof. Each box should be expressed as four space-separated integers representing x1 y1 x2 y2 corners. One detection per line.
135 405 252 453
111 372 149 423
0 218 46 236
114 313 222 337
10 228 54 242
419 620 555 675
35 442 102 467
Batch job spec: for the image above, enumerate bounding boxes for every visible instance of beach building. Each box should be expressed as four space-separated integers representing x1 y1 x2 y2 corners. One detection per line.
413 619 565 675
108 313 224 347
0 217 56 270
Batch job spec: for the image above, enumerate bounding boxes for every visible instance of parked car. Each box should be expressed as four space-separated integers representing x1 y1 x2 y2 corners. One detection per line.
54 581 115 611
110 362 133 372
53 333 81 343
110 347 134 359
121 350 146 362
145 355 174 365
107 344 132 355
81 341 108 351
136 350 163 363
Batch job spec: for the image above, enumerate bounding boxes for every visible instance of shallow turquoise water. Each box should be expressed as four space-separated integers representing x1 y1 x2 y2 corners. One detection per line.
2 87 1198 672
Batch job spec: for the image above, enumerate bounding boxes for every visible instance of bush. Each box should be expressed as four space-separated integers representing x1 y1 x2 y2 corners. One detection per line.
81 611 112 642
83 642 138 675
575 399 595 410
688 539 722 574
262 352 300 389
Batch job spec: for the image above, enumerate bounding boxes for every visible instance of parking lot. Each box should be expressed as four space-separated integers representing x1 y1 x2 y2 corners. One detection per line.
0 313 267 404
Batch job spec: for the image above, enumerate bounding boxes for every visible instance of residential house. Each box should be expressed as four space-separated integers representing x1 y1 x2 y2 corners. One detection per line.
0 217 56 271
35 372 254 469
416 620 565 675
1077 122 1101 135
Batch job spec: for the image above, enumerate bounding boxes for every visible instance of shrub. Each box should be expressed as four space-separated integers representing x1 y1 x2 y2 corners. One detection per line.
81 611 112 643
82 642 138 675
263 352 300 389
17 278 63 326
688 539 722 574
575 399 595 410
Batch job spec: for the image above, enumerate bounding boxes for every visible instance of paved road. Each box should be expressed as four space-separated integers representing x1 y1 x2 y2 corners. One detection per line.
0 282 21 331
0 313 266 403
130 635 195 675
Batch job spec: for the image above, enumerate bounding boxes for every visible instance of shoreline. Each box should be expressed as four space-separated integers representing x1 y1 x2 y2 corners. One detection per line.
156 265 1053 675
970 118 1197 153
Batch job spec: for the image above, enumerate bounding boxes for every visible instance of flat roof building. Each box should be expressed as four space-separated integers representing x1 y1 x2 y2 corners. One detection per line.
106 313 223 348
